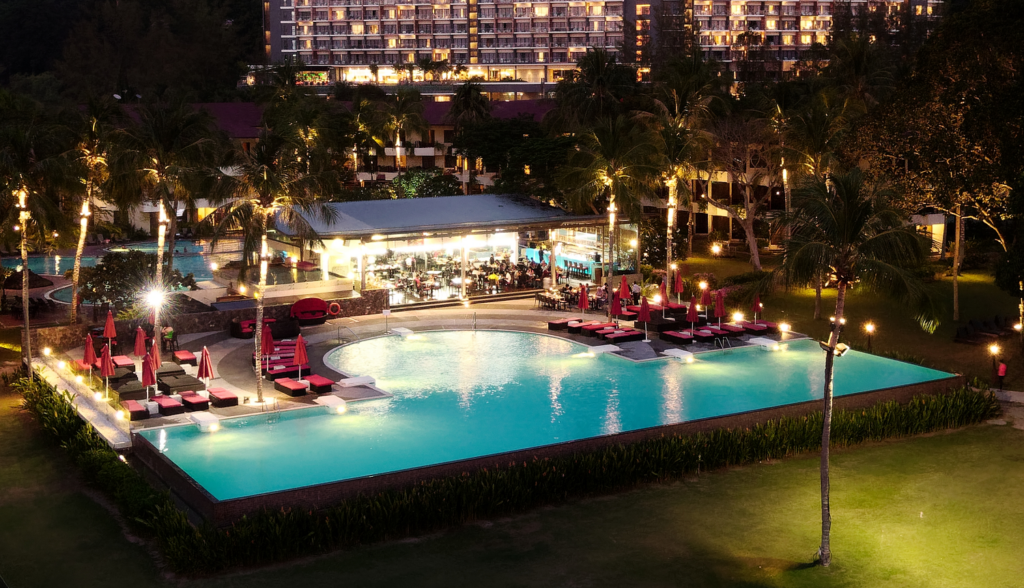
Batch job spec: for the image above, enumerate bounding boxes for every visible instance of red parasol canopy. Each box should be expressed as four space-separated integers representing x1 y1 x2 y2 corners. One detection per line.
577 284 589 311
610 288 622 316
751 293 762 323
133 327 147 358
293 335 309 366
149 341 161 370
99 344 116 378
619 275 629 296
715 289 726 325
674 271 684 296
637 297 652 323
83 334 97 365
686 296 699 327
700 286 712 307
659 280 667 303
260 324 275 356
103 310 116 339
142 353 156 387
196 346 215 381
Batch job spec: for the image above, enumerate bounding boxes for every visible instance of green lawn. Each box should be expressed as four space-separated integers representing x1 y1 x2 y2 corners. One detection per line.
2 386 1023 588
683 255 1023 389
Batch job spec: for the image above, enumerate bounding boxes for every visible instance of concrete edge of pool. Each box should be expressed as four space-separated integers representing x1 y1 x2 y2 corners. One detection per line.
131 373 966 526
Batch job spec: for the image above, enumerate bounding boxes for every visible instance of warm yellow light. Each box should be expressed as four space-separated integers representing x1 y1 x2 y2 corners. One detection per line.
371 234 386 241
732 312 744 323
210 262 219 271
865 323 875 334
336 405 347 414
237 284 247 294
146 290 164 308
94 392 103 401
43 347 52 356
209 423 220 432
629 239 638 248
695 304 701 311
1015 323 1023 332
57 361 66 370
711 244 722 255
699 281 708 290
779 322 791 333
75 375 84 384
670 263 677 270
685 356 694 363
653 295 662 303
989 344 1000 356
772 344 781 351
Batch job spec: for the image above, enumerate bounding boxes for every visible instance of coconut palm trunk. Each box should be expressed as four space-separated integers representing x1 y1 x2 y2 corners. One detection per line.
253 231 269 404
818 280 847 566
666 180 676 277
21 217 31 378
153 204 167 336
70 201 90 324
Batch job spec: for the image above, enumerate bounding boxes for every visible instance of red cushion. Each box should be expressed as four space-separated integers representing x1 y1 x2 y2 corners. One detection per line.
290 298 329 318
173 350 196 360
206 387 237 401
152 395 181 408
276 378 307 391
306 374 333 387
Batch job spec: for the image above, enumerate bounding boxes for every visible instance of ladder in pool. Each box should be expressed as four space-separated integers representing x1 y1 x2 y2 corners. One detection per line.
714 337 733 350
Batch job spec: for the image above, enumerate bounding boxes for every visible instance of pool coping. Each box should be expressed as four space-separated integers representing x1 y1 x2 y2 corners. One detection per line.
130 331 966 525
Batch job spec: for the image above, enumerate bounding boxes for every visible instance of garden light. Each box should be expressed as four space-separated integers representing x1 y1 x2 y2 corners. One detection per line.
629 239 638 248
210 262 219 271
43 347 51 356
671 263 677 270
237 284 247 294
865 322 875 353
990 344 1000 356
779 322 791 333
146 290 164 308
699 281 708 290
711 244 722 255
57 361 66 370
75 375 84 384
732 312 744 323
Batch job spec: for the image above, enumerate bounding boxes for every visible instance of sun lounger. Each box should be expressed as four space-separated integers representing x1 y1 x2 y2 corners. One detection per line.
173 350 197 366
604 330 644 343
264 364 309 380
614 311 637 320
155 364 186 378
703 326 729 337
111 355 136 371
626 304 666 313
152 395 184 416
158 375 205 395
120 399 149 421
580 322 616 336
719 324 746 336
179 391 210 412
739 321 768 334
568 320 602 334
304 374 335 394
688 330 716 343
661 331 694 345
274 377 308 396
547 317 583 330
757 321 779 333
595 327 620 338
206 387 238 408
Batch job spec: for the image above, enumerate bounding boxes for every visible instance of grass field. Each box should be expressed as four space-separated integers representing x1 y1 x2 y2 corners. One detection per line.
2 386 1023 588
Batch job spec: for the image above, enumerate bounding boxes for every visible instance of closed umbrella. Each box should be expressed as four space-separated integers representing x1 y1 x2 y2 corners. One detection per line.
686 296 699 331
141 353 156 399
619 275 629 301
103 310 116 351
293 335 309 381
638 296 652 342
99 344 115 399
610 287 622 319
149 340 161 371
700 286 712 319
674 271 684 304
83 333 97 381
715 290 726 327
133 327 147 358
577 284 589 313
260 324 275 373
196 346 215 385
751 293 762 324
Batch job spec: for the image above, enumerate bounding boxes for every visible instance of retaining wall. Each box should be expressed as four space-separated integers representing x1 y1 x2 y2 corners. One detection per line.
132 374 966 526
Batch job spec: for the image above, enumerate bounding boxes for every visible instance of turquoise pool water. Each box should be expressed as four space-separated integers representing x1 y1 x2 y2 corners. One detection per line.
140 331 952 501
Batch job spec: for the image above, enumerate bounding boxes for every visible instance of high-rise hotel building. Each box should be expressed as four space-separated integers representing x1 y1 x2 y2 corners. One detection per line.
264 1 941 84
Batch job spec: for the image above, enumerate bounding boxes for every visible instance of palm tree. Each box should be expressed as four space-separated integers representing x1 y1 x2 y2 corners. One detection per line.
557 114 665 286
446 81 490 194
206 129 338 403
777 169 932 567
381 88 427 177
545 48 639 132
368 63 379 84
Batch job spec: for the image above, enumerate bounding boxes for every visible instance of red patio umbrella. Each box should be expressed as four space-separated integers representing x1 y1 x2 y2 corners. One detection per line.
577 284 589 313
700 286 712 319
619 275 629 300
149 340 161 371
637 296 652 342
610 287 622 318
99 344 116 398
133 327 147 358
751 293 762 324
294 335 309 381
715 289 726 327
103 310 116 350
83 333 97 380
260 324 275 373
196 346 215 384
686 296 699 330
141 352 156 399
674 271 684 304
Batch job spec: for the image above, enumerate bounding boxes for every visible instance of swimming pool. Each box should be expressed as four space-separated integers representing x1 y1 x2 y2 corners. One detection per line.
140 331 952 501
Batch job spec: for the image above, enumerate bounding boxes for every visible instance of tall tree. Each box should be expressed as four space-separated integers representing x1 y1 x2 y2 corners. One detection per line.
777 169 932 567
446 81 490 194
381 88 427 177
544 48 640 133
557 114 665 284
206 129 338 403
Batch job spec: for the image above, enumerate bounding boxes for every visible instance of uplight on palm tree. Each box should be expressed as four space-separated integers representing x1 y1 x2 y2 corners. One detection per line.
776 169 932 567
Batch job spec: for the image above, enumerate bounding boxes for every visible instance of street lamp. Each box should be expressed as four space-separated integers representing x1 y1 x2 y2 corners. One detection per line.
864 322 875 353
732 312 744 324
989 343 1001 370
711 243 722 256
779 322 791 340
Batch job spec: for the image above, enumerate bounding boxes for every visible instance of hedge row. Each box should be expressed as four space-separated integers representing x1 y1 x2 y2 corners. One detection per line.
11 374 999 575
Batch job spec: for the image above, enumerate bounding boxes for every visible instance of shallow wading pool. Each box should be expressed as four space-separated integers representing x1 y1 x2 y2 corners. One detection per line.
138 331 952 502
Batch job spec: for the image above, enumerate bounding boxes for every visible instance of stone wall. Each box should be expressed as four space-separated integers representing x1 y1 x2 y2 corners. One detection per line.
33 289 388 354
133 374 965 525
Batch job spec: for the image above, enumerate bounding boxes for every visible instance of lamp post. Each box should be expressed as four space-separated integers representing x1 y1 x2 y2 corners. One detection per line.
16 188 32 379
989 343 1000 371
71 201 91 325
699 280 708 319
864 322 875 353
152 202 169 337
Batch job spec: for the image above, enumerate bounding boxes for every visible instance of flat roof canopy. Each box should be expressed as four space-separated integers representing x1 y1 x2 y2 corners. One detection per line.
277 194 607 240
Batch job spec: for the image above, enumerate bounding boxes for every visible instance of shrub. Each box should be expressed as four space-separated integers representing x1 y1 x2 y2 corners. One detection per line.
11 374 999 575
